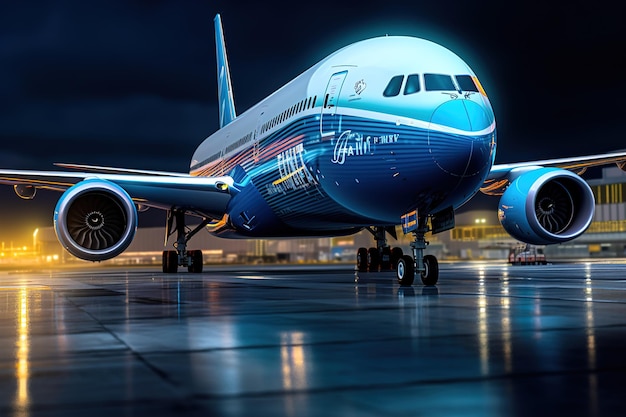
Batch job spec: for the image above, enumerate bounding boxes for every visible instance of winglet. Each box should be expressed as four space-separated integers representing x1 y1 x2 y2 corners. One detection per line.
214 14 236 128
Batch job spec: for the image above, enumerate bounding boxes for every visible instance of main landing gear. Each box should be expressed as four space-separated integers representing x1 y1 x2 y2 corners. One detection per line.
356 226 403 273
356 218 439 286
162 210 209 273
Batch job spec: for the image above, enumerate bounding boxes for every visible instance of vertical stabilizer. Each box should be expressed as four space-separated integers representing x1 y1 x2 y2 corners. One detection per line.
214 14 236 128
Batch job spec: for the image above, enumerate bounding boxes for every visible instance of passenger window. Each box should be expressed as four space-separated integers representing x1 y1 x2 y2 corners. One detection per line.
424 74 456 91
404 74 420 95
455 75 479 92
383 75 404 97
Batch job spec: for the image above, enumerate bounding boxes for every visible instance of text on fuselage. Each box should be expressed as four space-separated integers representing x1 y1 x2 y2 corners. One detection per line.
331 130 400 165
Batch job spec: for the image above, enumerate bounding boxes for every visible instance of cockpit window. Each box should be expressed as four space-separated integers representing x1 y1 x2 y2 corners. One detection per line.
383 75 404 97
455 75 479 92
424 73 456 91
404 74 420 95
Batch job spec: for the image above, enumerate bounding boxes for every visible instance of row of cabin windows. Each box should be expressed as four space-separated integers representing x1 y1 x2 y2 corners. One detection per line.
192 96 319 170
259 95 318 135
383 73 480 97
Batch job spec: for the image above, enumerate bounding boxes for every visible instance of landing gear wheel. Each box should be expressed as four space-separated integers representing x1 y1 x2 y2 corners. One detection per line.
356 247 368 272
380 246 392 270
367 247 380 272
187 250 203 273
162 250 178 273
396 255 415 286
421 254 439 285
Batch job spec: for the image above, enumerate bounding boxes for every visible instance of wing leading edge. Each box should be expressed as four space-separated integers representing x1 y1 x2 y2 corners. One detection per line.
482 151 626 195
0 168 236 219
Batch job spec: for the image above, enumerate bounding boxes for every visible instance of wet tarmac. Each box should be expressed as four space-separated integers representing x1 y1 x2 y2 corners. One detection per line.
1 261 626 416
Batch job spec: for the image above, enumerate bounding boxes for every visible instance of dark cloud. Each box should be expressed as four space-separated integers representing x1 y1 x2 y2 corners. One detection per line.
0 96 213 170
1 1 217 170
9 7 211 102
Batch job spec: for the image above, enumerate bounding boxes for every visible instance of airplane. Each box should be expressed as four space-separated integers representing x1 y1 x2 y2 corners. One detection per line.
1 14 626 286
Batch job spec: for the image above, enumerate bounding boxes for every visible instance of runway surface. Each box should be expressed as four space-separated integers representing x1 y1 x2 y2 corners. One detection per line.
1 261 626 416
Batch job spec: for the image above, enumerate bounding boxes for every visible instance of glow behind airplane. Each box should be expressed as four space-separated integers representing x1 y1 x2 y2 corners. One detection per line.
1 14 625 286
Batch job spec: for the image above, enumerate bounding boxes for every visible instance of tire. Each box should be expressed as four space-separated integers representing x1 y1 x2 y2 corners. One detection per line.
421 254 439 286
187 250 203 273
162 250 178 273
367 247 380 272
396 255 415 286
356 247 368 272
390 247 403 270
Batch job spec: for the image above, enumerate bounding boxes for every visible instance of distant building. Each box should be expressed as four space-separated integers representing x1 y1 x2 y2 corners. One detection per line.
32 226 333 266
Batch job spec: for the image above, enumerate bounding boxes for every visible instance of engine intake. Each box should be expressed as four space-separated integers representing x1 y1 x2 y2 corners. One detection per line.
498 168 595 245
54 179 138 261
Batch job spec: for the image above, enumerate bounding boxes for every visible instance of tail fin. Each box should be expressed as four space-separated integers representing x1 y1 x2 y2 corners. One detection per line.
214 14 236 128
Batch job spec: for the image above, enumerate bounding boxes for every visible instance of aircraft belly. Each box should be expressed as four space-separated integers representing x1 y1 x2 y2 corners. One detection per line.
253 155 370 231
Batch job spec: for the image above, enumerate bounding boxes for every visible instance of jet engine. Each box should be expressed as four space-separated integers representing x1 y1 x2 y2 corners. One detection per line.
498 168 595 245
54 179 138 261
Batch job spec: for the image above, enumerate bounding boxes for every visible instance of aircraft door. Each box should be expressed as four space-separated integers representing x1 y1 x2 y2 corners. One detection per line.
321 70 348 138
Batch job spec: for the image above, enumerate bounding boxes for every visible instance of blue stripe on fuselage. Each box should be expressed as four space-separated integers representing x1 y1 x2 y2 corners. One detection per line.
239 112 494 230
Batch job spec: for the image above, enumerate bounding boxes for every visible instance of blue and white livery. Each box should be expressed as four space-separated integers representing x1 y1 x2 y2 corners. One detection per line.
1 14 625 285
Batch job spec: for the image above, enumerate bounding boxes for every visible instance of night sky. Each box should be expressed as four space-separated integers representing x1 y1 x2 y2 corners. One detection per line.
0 0 624 241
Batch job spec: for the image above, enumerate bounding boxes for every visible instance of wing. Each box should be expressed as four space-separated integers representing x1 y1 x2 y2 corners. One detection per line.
481 151 626 195
0 167 236 219
53 163 192 177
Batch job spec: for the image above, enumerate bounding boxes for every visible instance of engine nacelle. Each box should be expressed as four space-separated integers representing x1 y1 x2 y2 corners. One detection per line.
54 179 138 261
498 168 595 245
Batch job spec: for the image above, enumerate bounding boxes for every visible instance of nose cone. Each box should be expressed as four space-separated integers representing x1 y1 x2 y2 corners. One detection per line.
428 100 494 178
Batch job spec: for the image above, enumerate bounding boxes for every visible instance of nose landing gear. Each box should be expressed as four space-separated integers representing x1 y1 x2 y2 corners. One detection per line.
397 212 439 286
397 253 439 286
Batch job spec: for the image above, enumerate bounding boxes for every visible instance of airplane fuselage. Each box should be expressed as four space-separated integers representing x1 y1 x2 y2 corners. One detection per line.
190 36 496 237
